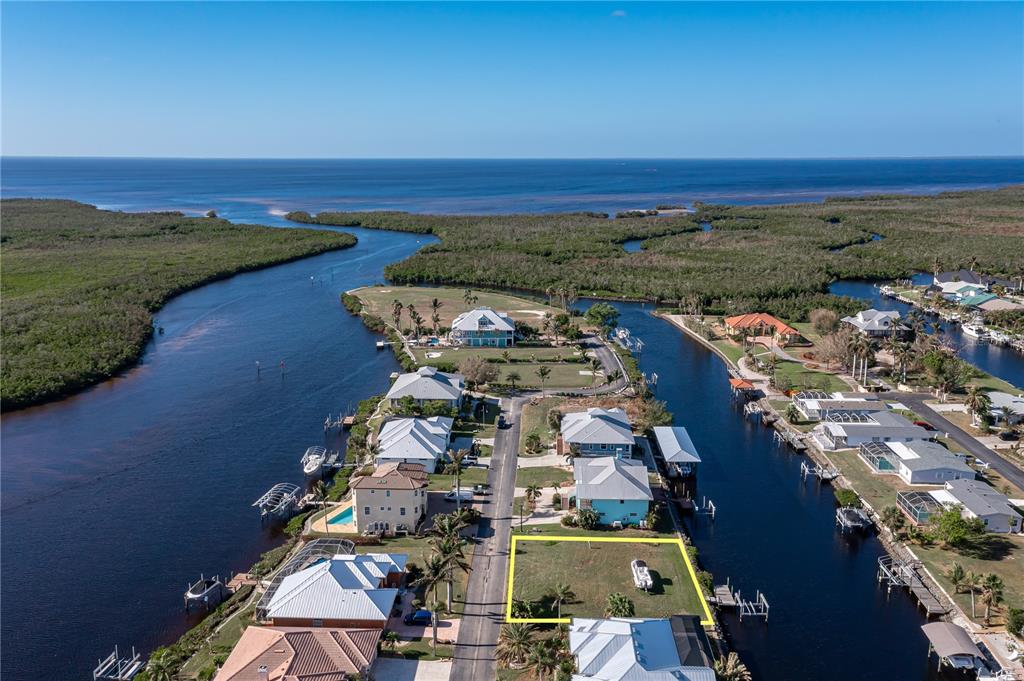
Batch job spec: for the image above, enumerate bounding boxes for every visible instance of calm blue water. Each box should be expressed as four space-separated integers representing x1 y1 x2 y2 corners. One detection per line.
3 157 1022 218
2 158 1020 681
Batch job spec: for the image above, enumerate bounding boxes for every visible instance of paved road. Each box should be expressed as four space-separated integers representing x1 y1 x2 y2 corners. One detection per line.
899 393 1024 490
450 395 525 681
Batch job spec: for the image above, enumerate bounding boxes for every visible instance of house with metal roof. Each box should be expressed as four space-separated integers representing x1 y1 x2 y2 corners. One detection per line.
375 416 452 473
813 410 932 450
858 440 974 485
450 307 516 347
651 426 701 478
574 457 653 526
568 617 715 681
213 626 380 681
841 309 908 338
385 366 464 409
792 390 882 421
986 391 1024 425
262 553 406 628
559 408 635 458
930 479 1022 534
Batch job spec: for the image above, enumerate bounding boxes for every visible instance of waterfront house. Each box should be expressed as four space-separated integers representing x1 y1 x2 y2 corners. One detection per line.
568 617 715 681
375 416 452 473
723 312 800 346
213 625 380 681
985 391 1024 425
812 411 932 450
652 426 701 478
977 297 1024 312
932 269 1022 295
858 440 974 485
841 309 908 338
792 390 882 421
573 456 653 526
929 479 1022 534
385 366 464 410
450 306 515 347
351 462 428 535
558 407 635 458
262 553 406 628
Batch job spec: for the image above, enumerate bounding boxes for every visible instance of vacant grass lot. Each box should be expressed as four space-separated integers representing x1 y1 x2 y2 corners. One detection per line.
515 466 573 489
354 285 564 327
772 359 851 393
510 538 705 620
2 199 356 410
519 397 565 454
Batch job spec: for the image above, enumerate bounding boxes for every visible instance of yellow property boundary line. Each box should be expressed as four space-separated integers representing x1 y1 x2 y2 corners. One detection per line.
505 535 715 626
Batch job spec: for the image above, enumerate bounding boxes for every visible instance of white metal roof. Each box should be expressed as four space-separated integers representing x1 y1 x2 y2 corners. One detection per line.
377 416 452 462
842 309 906 332
943 479 1020 519
574 457 653 502
562 408 634 446
569 617 714 681
265 554 405 621
385 366 464 402
451 307 514 332
652 427 701 464
885 441 974 474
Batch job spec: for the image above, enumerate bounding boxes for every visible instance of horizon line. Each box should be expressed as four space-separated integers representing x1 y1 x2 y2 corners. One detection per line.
3 154 1023 162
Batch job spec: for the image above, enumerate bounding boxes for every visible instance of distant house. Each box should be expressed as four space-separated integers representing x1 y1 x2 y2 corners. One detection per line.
792 390 882 421
262 553 406 628
842 309 908 338
558 408 635 458
450 307 516 347
574 456 653 526
977 297 1024 312
652 426 701 478
375 416 452 473
569 617 715 681
930 479 1022 534
723 313 800 345
858 440 974 485
213 625 380 681
351 462 428 535
986 392 1024 425
932 270 1022 296
385 366 464 409
813 411 932 450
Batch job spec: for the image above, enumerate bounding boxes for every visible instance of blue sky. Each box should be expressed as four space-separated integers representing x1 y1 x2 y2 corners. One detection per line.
2 2 1021 158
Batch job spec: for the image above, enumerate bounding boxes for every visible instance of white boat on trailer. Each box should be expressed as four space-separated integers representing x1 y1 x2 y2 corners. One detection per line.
302 445 327 477
631 559 654 590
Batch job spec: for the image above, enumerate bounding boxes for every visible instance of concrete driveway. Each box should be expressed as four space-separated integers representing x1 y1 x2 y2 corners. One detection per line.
374 657 452 681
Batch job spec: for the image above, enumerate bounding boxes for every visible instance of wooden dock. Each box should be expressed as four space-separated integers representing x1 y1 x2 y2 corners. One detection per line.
877 556 945 617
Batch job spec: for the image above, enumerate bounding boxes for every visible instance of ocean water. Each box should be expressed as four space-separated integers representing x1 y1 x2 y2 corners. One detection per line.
1 157 1021 681
3 156 1022 221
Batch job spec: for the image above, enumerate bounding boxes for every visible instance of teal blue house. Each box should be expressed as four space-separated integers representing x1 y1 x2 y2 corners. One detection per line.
573 457 653 526
450 307 516 347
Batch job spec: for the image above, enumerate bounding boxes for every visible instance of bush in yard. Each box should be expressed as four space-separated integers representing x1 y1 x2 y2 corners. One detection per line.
834 488 861 508
576 508 599 529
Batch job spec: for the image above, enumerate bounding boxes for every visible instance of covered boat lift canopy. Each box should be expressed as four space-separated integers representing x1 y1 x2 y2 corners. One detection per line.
921 622 984 665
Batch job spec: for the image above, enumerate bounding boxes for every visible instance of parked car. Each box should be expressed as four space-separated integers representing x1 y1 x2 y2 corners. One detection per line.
462 453 479 465
444 488 475 502
913 420 936 431
497 415 506 429
998 430 1019 441
473 484 491 495
403 609 433 625
973 459 991 470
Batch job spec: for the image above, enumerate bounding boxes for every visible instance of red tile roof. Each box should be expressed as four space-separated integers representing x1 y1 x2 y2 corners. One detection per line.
214 626 380 681
728 378 755 390
350 461 428 490
724 313 799 336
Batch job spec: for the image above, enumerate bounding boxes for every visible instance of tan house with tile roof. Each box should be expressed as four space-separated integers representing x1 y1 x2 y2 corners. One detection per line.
214 625 380 681
351 462 429 535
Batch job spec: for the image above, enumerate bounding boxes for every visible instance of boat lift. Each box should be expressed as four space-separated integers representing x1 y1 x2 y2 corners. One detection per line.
184 574 227 612
93 647 144 681
252 483 302 520
800 460 839 482
836 506 872 532
710 579 770 622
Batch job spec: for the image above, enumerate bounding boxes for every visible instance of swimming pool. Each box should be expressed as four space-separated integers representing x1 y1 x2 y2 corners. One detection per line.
328 506 354 525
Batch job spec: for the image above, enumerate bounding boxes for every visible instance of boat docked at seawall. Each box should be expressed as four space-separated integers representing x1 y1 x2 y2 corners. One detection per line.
961 321 990 342
301 445 327 477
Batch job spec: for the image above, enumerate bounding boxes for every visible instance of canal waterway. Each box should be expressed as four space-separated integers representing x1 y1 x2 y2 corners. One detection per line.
831 277 1024 389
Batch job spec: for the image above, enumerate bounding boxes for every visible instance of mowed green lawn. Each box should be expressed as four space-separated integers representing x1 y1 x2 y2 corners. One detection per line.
354 285 562 327
510 539 705 619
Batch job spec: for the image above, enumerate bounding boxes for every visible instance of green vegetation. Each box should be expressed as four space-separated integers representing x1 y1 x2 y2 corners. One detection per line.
515 466 573 489
510 539 705 619
289 186 1024 320
2 199 356 410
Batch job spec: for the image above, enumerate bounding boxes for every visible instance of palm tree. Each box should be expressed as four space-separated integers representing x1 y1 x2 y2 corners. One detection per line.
604 592 635 617
965 571 982 618
879 505 905 536
312 480 330 534
542 312 554 340
564 443 581 466
381 630 400 654
981 573 1004 625
144 650 175 681
496 622 535 668
528 641 559 681
552 583 575 618
429 600 446 655
430 298 443 333
714 652 752 681
505 370 521 392
536 366 551 392
501 350 512 363
606 369 623 386
525 484 542 509
589 358 601 385
391 299 405 332
449 449 468 511
947 562 967 594
891 341 912 384
413 554 446 608
430 533 471 612
430 511 470 541
964 386 992 427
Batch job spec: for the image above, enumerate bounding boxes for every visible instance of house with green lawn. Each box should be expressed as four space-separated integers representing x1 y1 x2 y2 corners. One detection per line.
450 306 515 347
559 408 635 459
574 456 652 526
